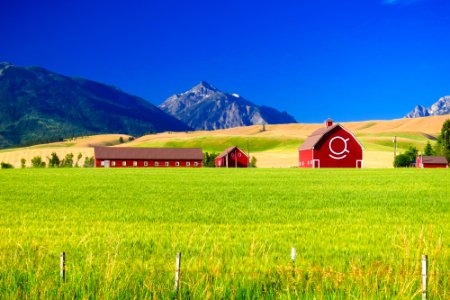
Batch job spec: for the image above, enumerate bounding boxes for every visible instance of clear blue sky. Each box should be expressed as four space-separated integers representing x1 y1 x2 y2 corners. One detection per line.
1 0 449 122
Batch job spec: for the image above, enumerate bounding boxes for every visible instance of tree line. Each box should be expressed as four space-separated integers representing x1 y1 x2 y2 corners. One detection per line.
394 119 450 167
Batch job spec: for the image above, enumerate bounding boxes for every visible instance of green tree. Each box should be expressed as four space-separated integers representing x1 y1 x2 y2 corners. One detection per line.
249 156 257 168
1 162 14 169
31 156 46 168
393 146 418 168
20 158 26 168
203 152 218 167
83 156 95 168
423 141 434 156
435 119 450 160
48 152 60 168
119 136 124 144
61 153 74 167
75 153 83 167
394 153 412 168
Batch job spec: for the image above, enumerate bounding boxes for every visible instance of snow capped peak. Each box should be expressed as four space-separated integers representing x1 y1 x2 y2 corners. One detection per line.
231 93 240 98
405 96 450 118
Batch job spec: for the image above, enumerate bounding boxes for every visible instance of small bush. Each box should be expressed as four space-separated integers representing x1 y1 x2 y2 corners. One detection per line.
1 162 14 169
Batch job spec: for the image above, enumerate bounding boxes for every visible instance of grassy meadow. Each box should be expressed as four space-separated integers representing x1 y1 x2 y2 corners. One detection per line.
0 168 449 299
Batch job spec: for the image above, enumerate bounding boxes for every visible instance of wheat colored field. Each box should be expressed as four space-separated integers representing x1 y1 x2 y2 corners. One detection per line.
0 116 448 168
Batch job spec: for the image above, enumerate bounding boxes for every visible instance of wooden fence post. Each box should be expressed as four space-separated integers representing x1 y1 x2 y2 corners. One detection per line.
60 252 66 282
174 252 181 294
291 247 296 277
422 255 427 300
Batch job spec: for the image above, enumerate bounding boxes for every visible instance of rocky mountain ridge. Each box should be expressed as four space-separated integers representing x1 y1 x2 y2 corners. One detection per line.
405 96 450 118
159 81 297 130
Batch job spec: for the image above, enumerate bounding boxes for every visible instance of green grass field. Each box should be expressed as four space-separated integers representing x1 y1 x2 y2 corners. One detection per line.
0 168 449 299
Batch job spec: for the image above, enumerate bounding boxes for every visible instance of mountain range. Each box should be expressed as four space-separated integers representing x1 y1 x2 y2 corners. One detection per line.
0 62 189 148
159 81 296 130
405 96 450 118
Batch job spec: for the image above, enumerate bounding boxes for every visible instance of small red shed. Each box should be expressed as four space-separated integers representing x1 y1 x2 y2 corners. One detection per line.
94 147 203 168
299 119 363 168
416 155 448 168
215 146 249 168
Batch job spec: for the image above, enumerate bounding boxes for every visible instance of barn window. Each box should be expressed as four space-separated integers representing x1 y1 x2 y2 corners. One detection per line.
112 161 116 167
155 162 159 167
231 153 235 157
133 161 138 167
101 161 105 166
194 162 199 167
175 162 180 167
165 162 169 167
238 153 242 157
122 161 127 166
186 162 191 167
144 161 148 167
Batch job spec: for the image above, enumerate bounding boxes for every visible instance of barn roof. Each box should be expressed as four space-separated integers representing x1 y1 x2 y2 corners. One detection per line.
94 147 203 160
299 124 363 150
420 156 448 164
216 146 247 159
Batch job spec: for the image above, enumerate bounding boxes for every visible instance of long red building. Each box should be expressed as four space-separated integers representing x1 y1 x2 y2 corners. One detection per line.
299 119 363 168
94 147 203 168
215 146 249 168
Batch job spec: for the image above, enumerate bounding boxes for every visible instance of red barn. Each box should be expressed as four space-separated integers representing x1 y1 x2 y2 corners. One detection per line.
416 155 448 168
94 147 203 168
215 146 249 168
299 119 363 168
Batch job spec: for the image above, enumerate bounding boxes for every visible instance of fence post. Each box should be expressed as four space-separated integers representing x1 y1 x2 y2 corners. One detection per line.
174 252 181 294
60 252 66 282
422 255 427 300
291 247 296 277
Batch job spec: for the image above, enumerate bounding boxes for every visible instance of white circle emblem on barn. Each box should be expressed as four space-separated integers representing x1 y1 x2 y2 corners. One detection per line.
329 136 350 160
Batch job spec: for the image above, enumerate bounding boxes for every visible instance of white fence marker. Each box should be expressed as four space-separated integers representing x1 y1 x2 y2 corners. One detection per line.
422 255 428 300
174 252 181 293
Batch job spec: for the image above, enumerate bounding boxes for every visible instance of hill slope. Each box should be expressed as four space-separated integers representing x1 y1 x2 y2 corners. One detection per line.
3 116 445 168
159 81 296 130
0 62 189 148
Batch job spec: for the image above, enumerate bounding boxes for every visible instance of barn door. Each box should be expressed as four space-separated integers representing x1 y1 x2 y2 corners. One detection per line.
313 159 320 168
356 160 362 168
104 160 110 168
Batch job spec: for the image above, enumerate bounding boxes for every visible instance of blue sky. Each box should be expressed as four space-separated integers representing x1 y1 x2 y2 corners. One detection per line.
1 0 449 122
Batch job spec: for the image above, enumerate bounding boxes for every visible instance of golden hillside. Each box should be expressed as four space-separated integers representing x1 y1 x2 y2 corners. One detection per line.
0 116 448 168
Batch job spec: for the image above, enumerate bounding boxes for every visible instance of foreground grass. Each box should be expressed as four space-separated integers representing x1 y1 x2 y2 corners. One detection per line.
0 168 449 299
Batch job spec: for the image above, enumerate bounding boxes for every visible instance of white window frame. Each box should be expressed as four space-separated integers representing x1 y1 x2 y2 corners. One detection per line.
175 161 180 167
112 161 116 167
133 161 138 167
155 162 159 167
122 161 126 167
186 162 191 167
194 161 199 167
165 161 169 167
144 161 148 167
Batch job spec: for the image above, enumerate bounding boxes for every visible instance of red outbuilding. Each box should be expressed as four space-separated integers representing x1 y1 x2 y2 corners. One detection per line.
94 147 203 168
215 146 249 168
299 119 363 168
416 155 448 168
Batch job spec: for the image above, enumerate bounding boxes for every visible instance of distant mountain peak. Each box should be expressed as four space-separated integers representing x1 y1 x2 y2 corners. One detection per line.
187 81 219 95
159 82 297 130
406 96 450 118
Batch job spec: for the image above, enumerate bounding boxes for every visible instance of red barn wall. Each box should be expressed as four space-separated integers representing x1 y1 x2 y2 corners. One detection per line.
299 127 363 168
95 159 202 168
215 148 249 167
299 149 314 168
422 163 448 169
